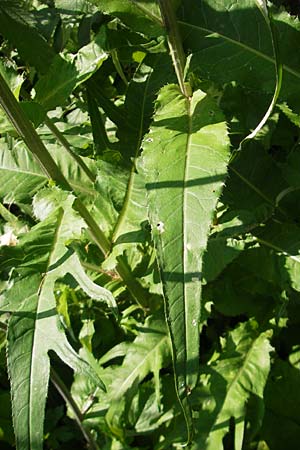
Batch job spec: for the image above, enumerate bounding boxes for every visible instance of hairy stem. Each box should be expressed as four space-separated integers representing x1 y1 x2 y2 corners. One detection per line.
158 0 188 97
50 368 99 450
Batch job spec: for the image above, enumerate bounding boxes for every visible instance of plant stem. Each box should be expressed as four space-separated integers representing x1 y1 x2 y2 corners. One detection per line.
111 49 129 87
158 0 188 97
45 116 96 183
0 74 70 190
50 368 99 450
0 73 149 308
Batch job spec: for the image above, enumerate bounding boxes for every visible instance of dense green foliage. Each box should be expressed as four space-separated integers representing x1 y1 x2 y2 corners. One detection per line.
0 0 300 449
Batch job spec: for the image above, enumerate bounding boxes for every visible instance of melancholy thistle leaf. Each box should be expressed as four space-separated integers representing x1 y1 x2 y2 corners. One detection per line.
0 193 116 450
139 84 230 442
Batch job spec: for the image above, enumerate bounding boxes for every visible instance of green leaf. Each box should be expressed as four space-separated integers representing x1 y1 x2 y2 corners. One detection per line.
194 321 273 450
105 317 171 438
0 140 98 206
261 360 300 450
140 84 230 438
225 143 287 213
0 194 116 450
203 236 246 283
116 53 174 160
89 0 164 37
34 35 108 111
180 0 299 100
0 2 55 73
0 141 47 204
54 0 97 14
255 221 300 293
0 60 24 134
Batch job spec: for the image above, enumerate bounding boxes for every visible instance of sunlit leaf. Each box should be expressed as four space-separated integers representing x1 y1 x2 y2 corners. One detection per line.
140 84 230 439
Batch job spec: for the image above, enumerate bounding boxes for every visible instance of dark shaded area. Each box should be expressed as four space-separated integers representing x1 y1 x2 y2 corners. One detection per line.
272 0 300 15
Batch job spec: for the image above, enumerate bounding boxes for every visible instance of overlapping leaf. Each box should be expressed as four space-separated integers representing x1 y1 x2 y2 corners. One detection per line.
180 0 300 100
0 194 116 450
89 0 164 37
105 317 171 438
0 1 55 73
34 34 108 111
193 321 272 450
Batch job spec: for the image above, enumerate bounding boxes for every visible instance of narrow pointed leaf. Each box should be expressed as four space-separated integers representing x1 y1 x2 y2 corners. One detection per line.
0 195 116 450
140 84 230 434
105 317 171 437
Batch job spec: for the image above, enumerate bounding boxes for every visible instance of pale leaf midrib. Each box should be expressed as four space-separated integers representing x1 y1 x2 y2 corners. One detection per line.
178 20 300 80
209 333 266 436
112 334 168 399
183 94 193 382
130 0 163 26
29 208 64 445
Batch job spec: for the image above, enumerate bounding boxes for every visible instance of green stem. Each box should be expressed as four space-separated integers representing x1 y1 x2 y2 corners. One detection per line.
158 0 188 97
0 74 70 190
45 116 96 183
0 72 148 308
50 368 99 450
111 49 129 87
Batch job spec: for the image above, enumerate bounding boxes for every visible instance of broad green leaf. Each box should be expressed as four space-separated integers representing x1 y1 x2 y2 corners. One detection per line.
140 84 230 438
105 317 171 438
0 2 55 73
0 141 47 204
224 143 287 214
261 360 300 450
0 141 96 206
0 194 116 450
34 35 108 111
203 237 246 283
254 221 300 292
89 0 164 37
180 0 299 100
193 321 273 449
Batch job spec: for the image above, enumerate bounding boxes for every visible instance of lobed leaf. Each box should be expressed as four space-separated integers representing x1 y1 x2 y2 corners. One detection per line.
193 321 273 449
0 194 116 450
105 317 171 438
